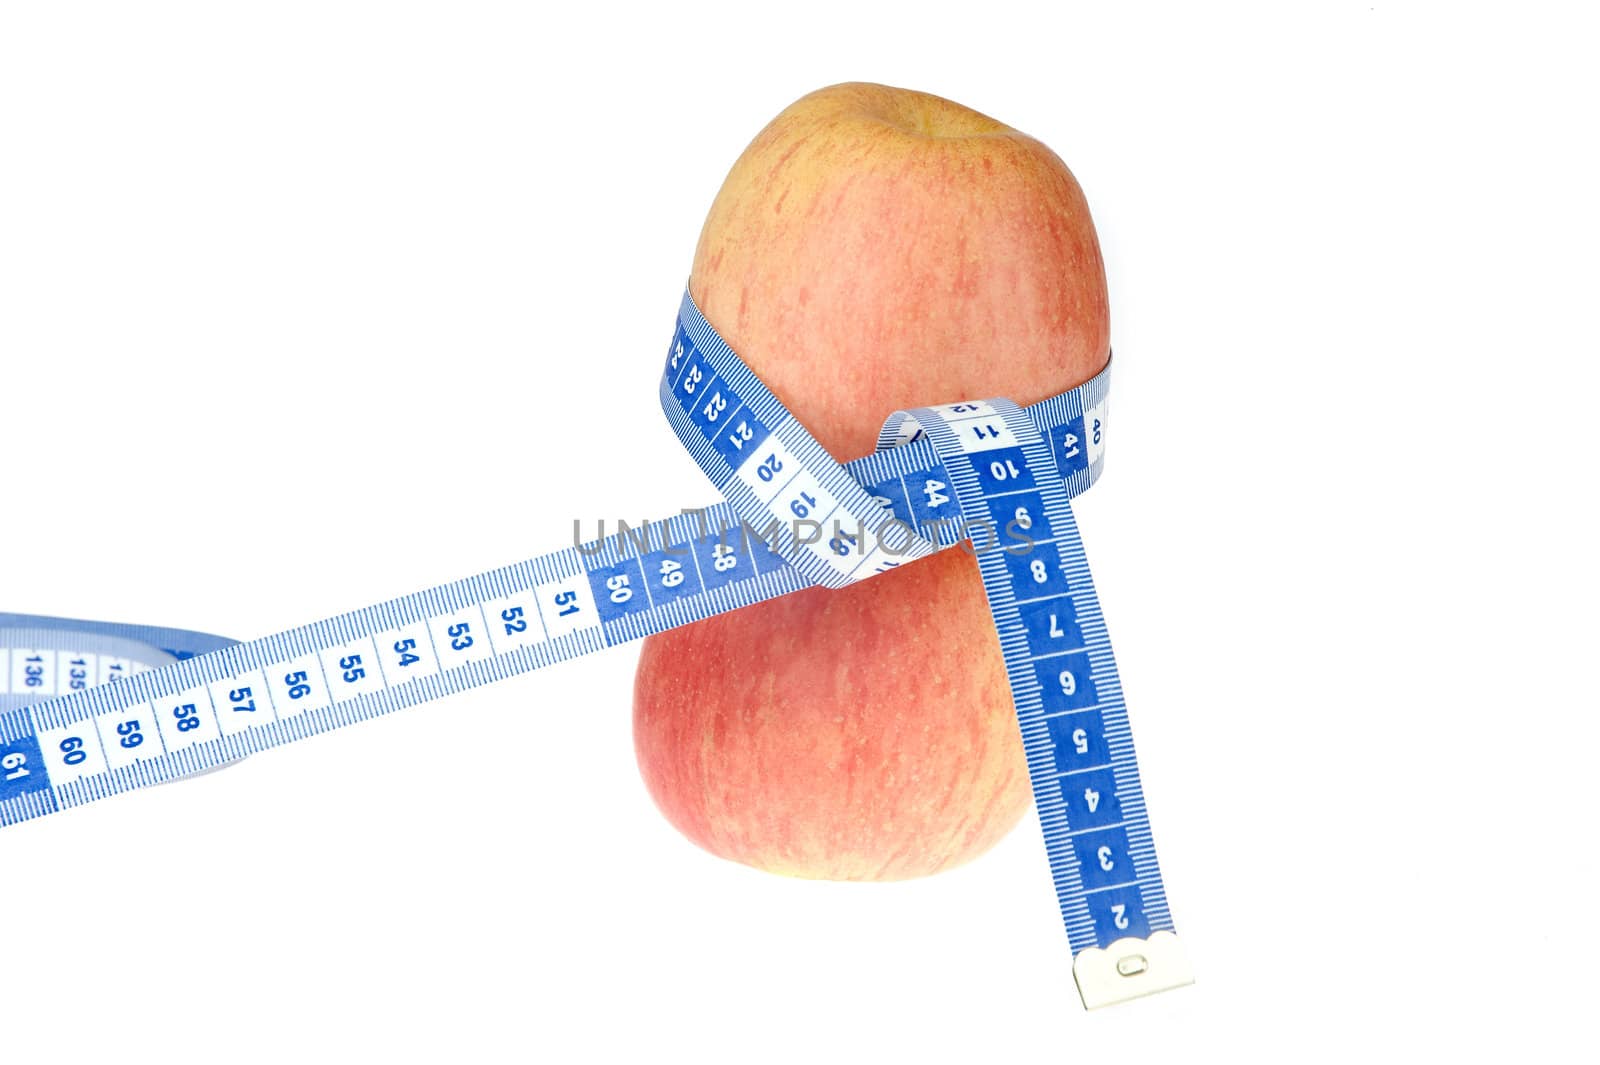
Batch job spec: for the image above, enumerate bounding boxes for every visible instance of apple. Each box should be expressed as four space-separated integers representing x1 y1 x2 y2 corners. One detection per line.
633 82 1110 880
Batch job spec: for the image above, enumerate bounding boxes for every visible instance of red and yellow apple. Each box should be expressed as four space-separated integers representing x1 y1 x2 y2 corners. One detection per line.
633 82 1110 880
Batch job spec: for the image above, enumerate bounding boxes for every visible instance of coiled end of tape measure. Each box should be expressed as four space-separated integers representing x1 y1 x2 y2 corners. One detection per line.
1 618 246 788
1072 930 1193 1009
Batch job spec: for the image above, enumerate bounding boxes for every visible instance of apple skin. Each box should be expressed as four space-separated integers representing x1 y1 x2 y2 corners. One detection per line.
633 82 1109 880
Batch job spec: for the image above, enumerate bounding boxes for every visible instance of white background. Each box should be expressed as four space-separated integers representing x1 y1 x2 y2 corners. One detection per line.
1 2 1595 1061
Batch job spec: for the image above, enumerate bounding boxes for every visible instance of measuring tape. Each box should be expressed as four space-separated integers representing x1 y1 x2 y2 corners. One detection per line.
0 284 1191 1008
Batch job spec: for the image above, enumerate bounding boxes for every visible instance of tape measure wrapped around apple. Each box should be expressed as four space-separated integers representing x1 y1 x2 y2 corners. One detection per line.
0 82 1188 1009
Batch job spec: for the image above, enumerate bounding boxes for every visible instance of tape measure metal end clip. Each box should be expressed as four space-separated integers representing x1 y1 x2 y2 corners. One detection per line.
1072 931 1193 1009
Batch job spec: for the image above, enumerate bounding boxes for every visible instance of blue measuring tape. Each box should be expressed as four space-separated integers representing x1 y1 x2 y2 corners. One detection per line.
0 284 1190 1008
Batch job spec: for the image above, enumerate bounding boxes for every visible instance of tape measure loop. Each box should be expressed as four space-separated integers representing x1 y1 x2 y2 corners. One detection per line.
659 286 1116 588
